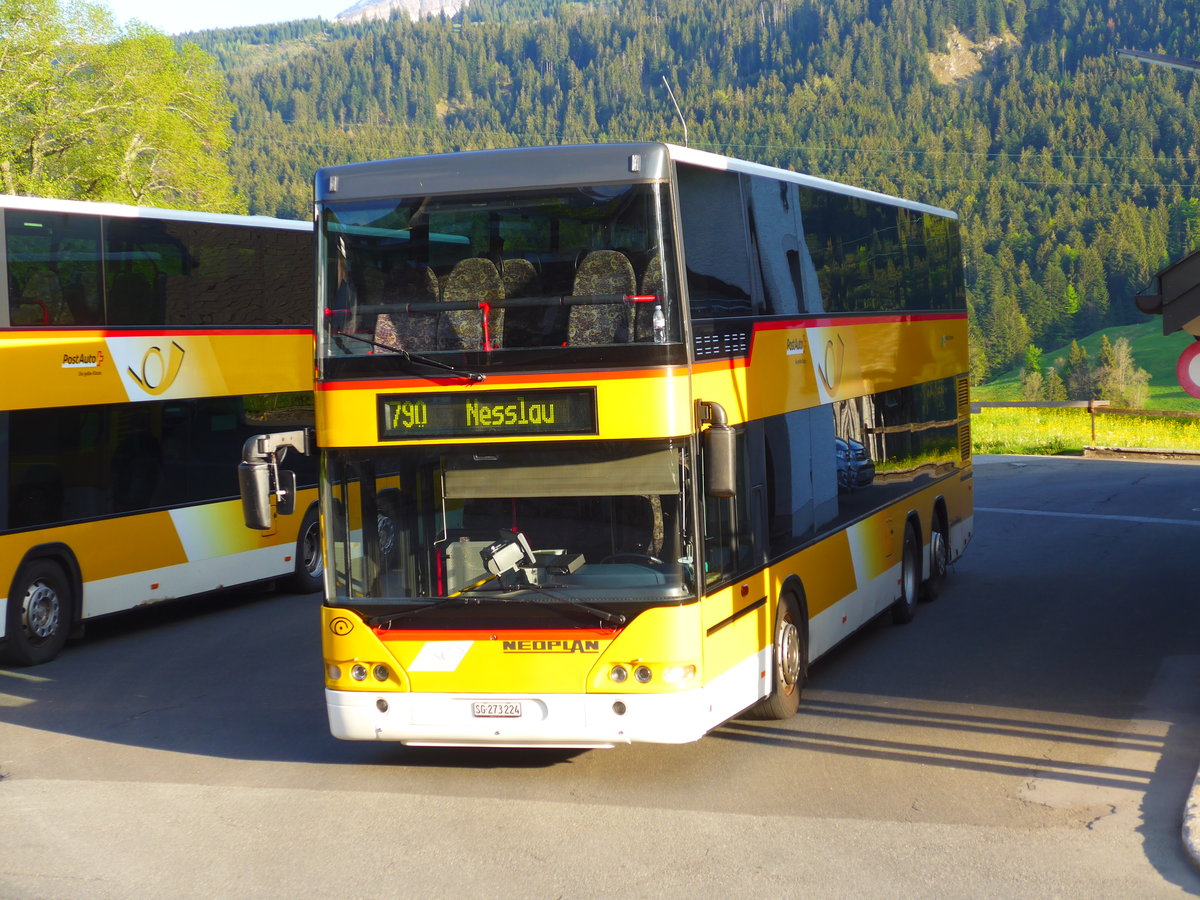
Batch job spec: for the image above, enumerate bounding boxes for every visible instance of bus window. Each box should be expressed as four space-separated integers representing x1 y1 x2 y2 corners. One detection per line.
701 429 752 587
744 174 824 316
322 183 678 357
5 210 103 326
676 165 755 319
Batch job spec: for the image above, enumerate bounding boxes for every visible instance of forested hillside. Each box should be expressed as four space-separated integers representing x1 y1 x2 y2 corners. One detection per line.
182 0 1200 384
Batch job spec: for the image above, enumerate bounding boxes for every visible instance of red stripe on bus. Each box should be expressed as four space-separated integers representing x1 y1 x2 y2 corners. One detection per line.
318 367 680 391
3 328 311 338
753 311 967 330
372 627 621 641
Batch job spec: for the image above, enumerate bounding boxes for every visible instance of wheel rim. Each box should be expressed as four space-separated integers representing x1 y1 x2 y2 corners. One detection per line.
22 579 61 641
777 614 801 692
301 521 322 578
931 530 947 579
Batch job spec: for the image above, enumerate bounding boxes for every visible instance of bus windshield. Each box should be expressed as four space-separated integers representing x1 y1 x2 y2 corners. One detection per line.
319 182 680 361
326 440 695 608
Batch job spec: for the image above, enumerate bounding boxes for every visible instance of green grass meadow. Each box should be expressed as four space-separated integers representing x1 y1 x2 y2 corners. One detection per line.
972 319 1200 455
973 320 1199 411
972 405 1200 455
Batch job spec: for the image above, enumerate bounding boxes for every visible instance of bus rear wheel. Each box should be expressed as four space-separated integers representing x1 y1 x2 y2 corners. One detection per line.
3 558 72 666
920 520 949 603
749 592 806 719
287 506 323 594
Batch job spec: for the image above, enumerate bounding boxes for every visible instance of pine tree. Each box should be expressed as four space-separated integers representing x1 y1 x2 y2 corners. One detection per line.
1045 368 1068 401
1065 340 1094 400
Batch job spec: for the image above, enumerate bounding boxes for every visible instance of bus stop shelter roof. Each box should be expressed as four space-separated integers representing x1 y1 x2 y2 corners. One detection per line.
1136 248 1200 337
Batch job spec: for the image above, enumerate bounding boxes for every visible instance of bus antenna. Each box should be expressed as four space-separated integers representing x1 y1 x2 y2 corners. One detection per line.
661 76 689 147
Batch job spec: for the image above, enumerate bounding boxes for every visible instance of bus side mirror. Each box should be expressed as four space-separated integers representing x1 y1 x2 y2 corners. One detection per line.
699 400 737 498
239 430 311 530
238 459 275 530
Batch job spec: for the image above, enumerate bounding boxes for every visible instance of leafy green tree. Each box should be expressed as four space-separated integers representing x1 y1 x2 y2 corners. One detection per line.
1021 368 1044 400
0 0 241 210
1022 344 1044 376
1095 336 1151 408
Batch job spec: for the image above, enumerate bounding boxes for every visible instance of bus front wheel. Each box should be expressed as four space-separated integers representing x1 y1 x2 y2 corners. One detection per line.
892 520 920 625
749 592 806 720
3 558 72 666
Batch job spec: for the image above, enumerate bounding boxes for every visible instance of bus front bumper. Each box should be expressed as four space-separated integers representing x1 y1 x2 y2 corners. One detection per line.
325 688 713 748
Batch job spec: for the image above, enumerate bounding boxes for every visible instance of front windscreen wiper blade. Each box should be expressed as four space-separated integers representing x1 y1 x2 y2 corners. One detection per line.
457 588 627 626
333 330 485 383
366 597 466 627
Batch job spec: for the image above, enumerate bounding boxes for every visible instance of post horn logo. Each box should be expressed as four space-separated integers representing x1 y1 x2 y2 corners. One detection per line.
127 341 185 396
817 334 845 396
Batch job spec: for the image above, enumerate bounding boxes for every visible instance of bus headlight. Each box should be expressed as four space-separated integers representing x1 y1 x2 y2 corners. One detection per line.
634 665 653 683
663 664 697 684
373 665 390 682
327 665 342 680
350 664 368 681
609 665 629 683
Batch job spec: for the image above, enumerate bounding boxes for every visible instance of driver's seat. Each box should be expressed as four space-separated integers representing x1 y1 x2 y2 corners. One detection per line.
611 495 664 560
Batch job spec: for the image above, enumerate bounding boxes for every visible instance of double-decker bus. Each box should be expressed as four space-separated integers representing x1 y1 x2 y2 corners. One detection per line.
245 142 971 747
1 195 319 666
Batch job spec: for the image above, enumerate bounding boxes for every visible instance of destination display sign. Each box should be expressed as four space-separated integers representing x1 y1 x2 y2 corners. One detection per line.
378 388 598 440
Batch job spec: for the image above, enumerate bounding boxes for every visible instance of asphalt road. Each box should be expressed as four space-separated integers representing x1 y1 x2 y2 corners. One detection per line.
3 455 1200 898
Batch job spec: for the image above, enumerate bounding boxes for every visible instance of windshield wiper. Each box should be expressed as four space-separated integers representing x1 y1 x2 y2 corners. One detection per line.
365 597 469 627
458 588 627 626
333 330 485 383
365 590 625 628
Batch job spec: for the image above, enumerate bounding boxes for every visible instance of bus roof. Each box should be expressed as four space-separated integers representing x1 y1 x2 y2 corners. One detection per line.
663 143 957 220
0 194 312 232
315 142 956 221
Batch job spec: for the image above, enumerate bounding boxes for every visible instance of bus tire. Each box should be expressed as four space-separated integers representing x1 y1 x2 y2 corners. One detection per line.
920 513 949 603
3 558 73 666
749 591 806 720
287 505 323 594
892 520 920 625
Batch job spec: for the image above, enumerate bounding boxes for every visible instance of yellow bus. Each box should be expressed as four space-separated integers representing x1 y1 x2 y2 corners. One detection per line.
1 195 319 666
250 142 971 747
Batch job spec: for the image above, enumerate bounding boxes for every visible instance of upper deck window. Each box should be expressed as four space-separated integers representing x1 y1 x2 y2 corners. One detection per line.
4 209 310 328
798 188 966 314
319 182 680 363
6 211 103 326
675 165 755 319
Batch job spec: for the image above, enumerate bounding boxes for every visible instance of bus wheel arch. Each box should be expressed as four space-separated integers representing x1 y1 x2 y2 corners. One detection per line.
287 502 323 594
3 546 80 666
749 579 808 720
891 516 921 625
920 500 950 603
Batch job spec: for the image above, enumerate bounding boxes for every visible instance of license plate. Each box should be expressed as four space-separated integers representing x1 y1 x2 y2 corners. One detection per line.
472 701 522 718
